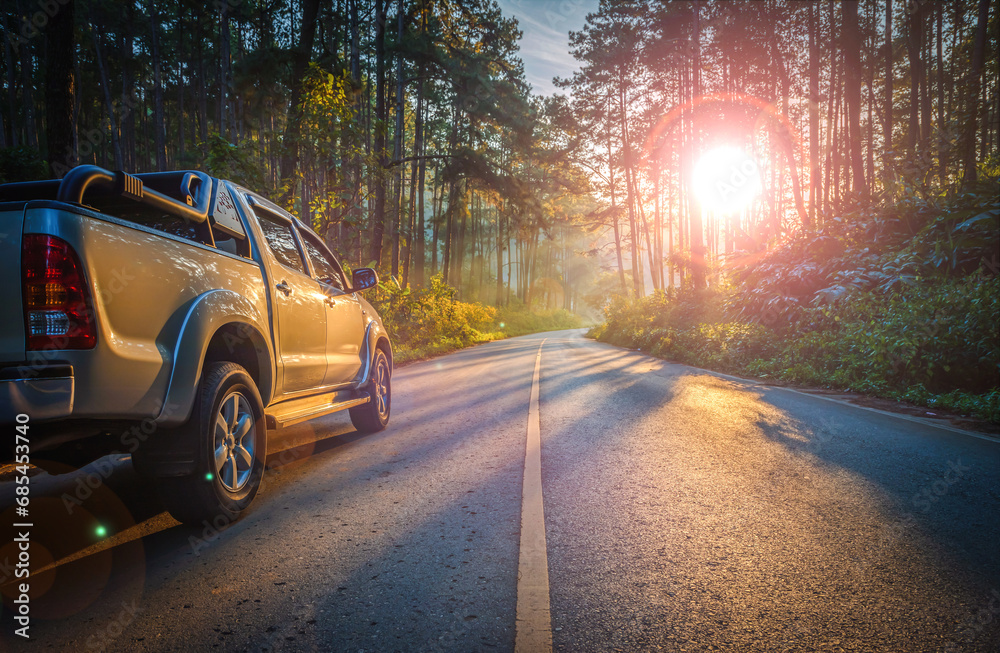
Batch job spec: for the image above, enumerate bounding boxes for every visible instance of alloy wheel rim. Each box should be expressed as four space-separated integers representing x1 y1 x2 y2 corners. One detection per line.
213 391 256 492
374 358 389 419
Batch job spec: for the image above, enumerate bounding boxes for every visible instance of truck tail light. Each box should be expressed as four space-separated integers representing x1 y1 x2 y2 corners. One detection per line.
22 234 97 350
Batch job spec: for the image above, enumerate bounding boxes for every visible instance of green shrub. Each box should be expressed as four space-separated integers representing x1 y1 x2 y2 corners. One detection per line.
368 274 501 362
0 146 47 183
590 183 1000 421
495 306 582 337
591 274 1000 422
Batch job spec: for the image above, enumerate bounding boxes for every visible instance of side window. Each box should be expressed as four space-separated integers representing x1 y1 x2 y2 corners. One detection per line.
255 211 306 274
211 185 251 258
212 228 251 258
300 230 347 292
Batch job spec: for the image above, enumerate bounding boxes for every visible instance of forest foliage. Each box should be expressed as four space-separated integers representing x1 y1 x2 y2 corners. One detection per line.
1 0 601 318
573 0 999 420
1 0 997 403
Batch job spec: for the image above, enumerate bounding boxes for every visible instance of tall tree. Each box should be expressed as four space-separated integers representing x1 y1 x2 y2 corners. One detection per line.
883 0 893 196
370 0 388 264
150 4 167 171
808 0 819 226
44 0 76 176
961 0 990 186
841 0 865 196
279 0 321 204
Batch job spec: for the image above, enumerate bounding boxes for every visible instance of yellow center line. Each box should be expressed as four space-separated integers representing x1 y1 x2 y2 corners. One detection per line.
515 338 553 653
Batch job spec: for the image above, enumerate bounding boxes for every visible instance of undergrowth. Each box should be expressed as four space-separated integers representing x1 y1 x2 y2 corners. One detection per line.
369 274 584 363
591 184 1000 423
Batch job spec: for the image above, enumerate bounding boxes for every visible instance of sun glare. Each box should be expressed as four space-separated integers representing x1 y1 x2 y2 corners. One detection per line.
692 147 762 214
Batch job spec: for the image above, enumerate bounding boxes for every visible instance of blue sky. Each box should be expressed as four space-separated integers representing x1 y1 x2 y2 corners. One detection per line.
496 0 601 96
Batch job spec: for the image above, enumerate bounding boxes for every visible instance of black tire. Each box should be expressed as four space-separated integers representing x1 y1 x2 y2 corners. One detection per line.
349 348 391 433
154 362 267 525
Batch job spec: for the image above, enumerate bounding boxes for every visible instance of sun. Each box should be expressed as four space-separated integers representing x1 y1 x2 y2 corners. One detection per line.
691 146 762 214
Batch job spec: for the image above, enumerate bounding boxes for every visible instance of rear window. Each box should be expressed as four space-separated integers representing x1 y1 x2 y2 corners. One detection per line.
104 205 206 243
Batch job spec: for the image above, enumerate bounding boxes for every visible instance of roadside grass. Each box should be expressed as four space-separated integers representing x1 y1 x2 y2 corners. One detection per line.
590 277 1000 424
369 275 587 365
494 305 584 338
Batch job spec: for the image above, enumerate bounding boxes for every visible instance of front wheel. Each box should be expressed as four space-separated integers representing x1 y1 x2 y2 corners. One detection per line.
154 362 267 525
349 348 391 433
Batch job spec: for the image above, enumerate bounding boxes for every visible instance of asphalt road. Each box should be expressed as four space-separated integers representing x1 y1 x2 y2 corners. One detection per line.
2 329 998 652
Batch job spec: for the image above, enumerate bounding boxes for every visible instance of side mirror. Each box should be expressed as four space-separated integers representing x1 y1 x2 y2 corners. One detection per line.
351 267 379 292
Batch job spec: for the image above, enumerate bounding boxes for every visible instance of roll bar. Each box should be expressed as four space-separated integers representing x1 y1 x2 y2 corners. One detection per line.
53 165 213 223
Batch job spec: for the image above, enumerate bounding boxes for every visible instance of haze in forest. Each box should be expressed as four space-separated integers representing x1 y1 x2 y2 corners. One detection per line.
0 0 997 417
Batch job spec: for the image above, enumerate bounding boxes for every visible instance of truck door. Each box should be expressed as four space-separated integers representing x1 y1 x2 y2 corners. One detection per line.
251 208 328 395
297 228 364 385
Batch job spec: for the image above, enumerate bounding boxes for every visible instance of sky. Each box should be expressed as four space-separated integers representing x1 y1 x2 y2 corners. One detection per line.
496 0 601 97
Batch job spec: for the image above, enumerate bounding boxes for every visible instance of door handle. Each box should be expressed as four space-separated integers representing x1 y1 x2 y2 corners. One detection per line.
275 281 292 296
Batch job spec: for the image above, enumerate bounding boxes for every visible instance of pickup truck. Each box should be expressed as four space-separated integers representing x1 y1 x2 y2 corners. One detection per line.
0 166 392 524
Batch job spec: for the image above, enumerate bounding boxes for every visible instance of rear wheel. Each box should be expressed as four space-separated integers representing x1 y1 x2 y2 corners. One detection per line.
349 348 391 433
154 362 266 525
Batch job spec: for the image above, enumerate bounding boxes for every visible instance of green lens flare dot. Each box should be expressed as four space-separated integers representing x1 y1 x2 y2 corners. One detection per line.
96 526 107 538
205 473 214 481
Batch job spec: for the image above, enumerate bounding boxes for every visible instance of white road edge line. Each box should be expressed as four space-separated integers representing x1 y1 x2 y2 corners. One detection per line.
773 386 1000 444
595 340 999 445
515 339 553 653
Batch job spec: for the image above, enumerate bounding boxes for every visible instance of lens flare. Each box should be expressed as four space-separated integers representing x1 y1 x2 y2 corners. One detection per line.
692 147 762 214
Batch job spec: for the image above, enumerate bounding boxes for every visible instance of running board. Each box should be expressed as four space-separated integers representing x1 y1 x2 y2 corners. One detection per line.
265 393 370 429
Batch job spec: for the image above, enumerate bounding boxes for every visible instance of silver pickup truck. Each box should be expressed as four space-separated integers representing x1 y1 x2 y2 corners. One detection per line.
0 166 392 524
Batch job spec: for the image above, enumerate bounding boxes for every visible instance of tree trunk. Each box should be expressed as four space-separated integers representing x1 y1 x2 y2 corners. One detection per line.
841 0 864 197
18 0 38 150
177 5 185 165
606 96 626 293
196 16 208 145
687 1 706 290
619 80 642 297
807 0 818 228
44 0 76 176
414 65 426 286
91 21 122 170
936 4 945 184
369 0 387 263
280 0 321 206
1 12 18 147
496 209 505 305
865 0 875 194
150 6 167 171
349 0 363 261
390 0 405 277
219 1 232 140
905 2 925 153
883 0 893 197
961 0 989 186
